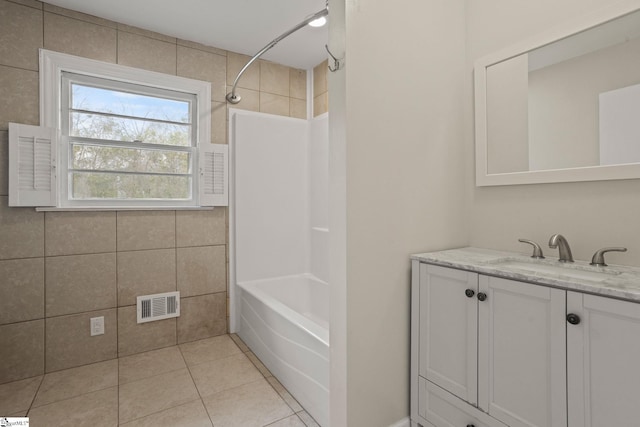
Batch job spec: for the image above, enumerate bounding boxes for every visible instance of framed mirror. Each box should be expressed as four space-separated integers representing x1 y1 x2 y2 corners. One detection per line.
475 0 640 186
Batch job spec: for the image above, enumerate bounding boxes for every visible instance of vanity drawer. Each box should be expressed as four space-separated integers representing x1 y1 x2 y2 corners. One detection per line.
418 377 506 427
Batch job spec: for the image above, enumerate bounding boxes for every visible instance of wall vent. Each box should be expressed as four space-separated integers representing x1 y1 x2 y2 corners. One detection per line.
136 291 180 324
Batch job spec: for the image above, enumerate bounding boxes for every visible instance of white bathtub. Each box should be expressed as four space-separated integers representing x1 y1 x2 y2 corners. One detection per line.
236 274 329 427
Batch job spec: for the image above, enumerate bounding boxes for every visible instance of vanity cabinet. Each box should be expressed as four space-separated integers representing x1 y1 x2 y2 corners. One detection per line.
411 260 640 427
415 263 565 427
566 292 640 427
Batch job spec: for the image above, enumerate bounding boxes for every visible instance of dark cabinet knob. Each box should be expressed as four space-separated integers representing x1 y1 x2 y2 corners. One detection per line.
467 424 476 427
567 313 581 325
465 289 475 298
477 292 487 302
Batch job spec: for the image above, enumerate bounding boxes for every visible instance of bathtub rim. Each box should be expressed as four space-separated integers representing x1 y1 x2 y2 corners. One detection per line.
236 273 330 348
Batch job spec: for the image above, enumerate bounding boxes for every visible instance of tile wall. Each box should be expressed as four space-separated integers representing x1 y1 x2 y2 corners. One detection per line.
313 60 329 117
0 0 312 384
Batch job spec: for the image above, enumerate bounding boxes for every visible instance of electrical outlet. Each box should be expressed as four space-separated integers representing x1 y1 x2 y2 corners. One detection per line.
90 316 104 336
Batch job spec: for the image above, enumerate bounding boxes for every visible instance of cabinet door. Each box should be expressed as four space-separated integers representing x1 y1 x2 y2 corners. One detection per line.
478 276 567 427
419 378 507 427
567 292 640 427
419 264 478 405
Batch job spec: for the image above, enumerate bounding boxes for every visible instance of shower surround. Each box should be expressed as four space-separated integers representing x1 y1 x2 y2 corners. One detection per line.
231 109 329 426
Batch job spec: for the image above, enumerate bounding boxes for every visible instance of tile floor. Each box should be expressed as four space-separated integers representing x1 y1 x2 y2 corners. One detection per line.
0 334 320 427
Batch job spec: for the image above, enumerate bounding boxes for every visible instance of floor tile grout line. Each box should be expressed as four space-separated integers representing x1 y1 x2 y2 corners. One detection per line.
179 345 246 370
178 336 272 420
8 335 308 424
196 376 275 408
118 347 196 425
119 397 203 426
295 412 312 427
295 409 319 427
238 348 305 422
28 384 119 412
29 359 119 410
24 374 45 416
265 376 304 415
263 412 300 427
265 376 304 413
119 345 196 425
241 345 312 424
119 364 187 387
178 343 216 426
30 349 202 416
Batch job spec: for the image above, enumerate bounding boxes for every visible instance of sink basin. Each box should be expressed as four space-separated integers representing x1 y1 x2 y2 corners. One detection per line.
490 259 620 283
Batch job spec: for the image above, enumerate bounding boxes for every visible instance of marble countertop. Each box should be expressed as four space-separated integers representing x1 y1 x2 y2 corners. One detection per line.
411 247 640 302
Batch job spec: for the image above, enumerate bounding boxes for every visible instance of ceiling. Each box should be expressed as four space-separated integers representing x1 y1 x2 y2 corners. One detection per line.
44 0 329 70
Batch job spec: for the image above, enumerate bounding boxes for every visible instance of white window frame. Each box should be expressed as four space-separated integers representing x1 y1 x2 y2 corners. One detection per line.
39 49 221 209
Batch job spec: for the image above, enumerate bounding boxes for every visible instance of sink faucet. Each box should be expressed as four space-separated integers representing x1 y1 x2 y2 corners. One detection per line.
549 234 574 262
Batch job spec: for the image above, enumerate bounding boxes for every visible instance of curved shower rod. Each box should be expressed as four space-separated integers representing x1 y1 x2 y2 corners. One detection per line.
226 6 329 104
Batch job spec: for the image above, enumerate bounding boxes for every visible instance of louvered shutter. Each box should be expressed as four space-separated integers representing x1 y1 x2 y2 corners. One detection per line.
8 123 57 207
199 143 228 206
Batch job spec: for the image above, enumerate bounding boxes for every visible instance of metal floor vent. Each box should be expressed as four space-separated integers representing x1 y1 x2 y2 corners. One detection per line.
137 291 180 324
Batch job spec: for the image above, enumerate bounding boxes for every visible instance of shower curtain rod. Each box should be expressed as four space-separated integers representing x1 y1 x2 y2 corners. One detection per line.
226 6 329 104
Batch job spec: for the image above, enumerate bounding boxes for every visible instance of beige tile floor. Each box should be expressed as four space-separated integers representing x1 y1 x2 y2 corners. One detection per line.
0 334 320 427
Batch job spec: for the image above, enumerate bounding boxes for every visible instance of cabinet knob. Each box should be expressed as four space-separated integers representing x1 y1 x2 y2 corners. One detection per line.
465 289 475 298
477 292 487 302
466 424 476 427
567 313 581 325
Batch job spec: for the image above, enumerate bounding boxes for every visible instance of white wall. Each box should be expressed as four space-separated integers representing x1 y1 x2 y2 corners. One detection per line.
330 1 468 425
466 0 640 267
328 1 347 424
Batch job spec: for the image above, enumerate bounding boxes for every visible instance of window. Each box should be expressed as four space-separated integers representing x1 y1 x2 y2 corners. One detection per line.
9 49 227 209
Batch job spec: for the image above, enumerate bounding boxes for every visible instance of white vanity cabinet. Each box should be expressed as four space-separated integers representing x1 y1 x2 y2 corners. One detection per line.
567 292 640 427
411 258 640 427
413 263 565 427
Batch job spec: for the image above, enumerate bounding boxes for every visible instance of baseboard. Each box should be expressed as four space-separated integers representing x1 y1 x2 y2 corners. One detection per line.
388 417 411 427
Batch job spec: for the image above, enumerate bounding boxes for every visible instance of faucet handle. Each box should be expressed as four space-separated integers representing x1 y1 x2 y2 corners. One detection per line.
590 247 627 267
519 239 545 259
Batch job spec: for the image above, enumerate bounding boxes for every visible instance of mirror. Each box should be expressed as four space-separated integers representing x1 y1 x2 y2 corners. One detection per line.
475 1 640 186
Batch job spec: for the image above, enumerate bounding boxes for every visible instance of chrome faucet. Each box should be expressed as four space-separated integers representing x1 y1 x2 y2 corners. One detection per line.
549 234 574 263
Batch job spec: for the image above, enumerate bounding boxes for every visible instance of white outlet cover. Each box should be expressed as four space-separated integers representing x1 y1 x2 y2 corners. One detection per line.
90 316 104 336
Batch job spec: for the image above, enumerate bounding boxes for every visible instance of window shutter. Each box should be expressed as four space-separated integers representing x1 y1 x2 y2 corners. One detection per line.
199 143 228 206
8 123 57 207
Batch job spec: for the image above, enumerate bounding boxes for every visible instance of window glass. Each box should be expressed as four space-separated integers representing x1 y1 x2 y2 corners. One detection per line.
70 112 191 146
70 144 190 174
63 73 197 202
71 172 190 200
71 84 190 123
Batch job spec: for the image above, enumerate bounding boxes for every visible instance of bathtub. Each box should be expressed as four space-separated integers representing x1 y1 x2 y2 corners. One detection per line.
236 274 329 427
